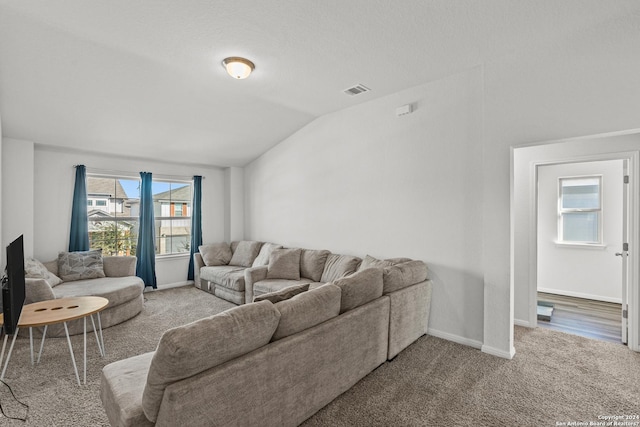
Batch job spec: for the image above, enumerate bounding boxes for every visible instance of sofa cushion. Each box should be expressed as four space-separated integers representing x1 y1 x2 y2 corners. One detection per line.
53 276 144 307
272 284 341 341
200 266 246 291
320 254 362 283
229 241 263 267
199 243 232 266
300 249 331 282
252 243 283 267
358 255 395 271
57 249 106 282
266 248 301 280
332 267 384 313
101 351 155 427
142 301 281 422
253 283 310 303
25 257 62 286
382 260 428 294
253 279 312 296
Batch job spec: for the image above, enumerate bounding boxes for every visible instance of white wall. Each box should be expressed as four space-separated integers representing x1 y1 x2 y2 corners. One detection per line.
0 142 227 287
224 166 244 242
537 160 623 303
246 68 485 347
1 138 34 258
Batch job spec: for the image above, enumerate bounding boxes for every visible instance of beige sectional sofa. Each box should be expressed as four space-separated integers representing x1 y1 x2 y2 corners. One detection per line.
24 256 145 337
101 247 432 427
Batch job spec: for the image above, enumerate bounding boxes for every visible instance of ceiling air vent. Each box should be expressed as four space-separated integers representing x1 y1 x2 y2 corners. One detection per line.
343 84 370 96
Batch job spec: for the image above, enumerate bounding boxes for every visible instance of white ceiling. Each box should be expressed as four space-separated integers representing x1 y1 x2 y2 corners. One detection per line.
1 1 638 167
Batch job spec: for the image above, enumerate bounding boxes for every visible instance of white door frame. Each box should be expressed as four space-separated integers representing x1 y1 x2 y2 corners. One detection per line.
527 150 639 350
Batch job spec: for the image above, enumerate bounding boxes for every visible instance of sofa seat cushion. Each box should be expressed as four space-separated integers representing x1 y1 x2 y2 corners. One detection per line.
142 300 281 422
200 266 246 291
53 276 144 307
272 283 341 341
253 279 312 296
101 351 154 427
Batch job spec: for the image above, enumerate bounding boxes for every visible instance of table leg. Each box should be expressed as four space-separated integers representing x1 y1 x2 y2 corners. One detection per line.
97 312 105 356
0 334 8 374
37 325 48 364
29 328 34 365
83 317 87 385
90 315 104 357
63 322 80 386
0 329 19 380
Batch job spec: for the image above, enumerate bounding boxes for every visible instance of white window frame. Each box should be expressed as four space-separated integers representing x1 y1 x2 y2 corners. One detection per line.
558 175 603 245
153 179 193 257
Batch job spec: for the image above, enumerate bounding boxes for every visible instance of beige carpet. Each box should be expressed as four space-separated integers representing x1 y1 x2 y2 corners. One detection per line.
0 286 638 426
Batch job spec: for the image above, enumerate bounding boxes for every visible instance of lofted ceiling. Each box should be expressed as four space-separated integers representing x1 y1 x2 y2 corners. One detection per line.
0 1 638 167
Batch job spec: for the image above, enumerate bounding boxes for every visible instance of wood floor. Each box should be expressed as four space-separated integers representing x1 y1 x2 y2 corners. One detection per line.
537 292 623 344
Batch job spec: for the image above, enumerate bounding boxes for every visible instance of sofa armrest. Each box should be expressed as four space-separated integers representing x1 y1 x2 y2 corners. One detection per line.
103 256 137 277
25 278 56 304
193 253 208 291
244 266 268 304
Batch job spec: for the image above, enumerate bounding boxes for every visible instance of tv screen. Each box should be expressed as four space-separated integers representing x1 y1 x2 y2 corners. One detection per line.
2 235 25 335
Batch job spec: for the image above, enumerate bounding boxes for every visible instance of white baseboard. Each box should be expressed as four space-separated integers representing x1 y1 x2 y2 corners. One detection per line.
481 344 516 360
514 319 532 327
146 281 193 292
538 287 622 304
427 328 483 349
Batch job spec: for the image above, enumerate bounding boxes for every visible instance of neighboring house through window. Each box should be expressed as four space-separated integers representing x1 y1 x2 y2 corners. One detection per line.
86 174 193 257
558 176 602 244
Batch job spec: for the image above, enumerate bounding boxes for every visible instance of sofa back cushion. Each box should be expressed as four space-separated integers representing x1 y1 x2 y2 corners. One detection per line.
252 243 283 267
253 283 310 303
300 249 331 282
142 300 281 422
272 284 341 341
229 241 263 267
266 248 301 280
382 260 428 294
332 267 384 313
320 254 362 283
57 249 105 282
199 242 232 266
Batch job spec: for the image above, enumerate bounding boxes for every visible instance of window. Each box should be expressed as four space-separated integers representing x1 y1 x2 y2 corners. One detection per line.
153 181 192 255
558 176 602 244
87 175 193 257
87 176 139 256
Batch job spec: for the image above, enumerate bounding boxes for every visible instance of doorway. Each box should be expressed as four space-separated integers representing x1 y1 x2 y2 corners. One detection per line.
511 130 640 353
536 160 626 344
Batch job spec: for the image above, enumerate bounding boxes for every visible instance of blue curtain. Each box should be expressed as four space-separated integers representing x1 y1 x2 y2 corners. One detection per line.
188 176 203 281
69 165 90 251
136 172 157 288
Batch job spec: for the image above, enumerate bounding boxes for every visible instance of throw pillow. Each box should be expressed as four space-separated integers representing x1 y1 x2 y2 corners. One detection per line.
252 243 283 267
228 241 263 267
320 254 362 283
253 283 310 303
266 248 301 280
57 249 106 282
300 249 331 282
199 243 232 266
25 257 62 286
358 254 395 271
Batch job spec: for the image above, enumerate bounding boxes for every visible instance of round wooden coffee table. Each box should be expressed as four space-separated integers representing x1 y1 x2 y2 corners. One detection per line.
0 296 109 385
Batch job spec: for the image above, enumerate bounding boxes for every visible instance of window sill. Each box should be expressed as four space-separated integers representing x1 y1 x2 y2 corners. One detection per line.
554 241 607 250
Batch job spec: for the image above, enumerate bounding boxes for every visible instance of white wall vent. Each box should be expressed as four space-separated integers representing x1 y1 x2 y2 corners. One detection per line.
343 84 370 96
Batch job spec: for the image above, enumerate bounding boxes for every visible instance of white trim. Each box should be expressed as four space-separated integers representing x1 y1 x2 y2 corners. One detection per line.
514 319 531 327
481 344 516 359
537 287 622 304
553 241 607 250
427 328 483 349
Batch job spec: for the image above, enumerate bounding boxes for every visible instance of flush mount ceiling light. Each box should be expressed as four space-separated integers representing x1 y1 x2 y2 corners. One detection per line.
222 57 255 79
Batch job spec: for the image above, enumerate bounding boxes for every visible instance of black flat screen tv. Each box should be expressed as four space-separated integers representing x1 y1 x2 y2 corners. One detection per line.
2 235 25 336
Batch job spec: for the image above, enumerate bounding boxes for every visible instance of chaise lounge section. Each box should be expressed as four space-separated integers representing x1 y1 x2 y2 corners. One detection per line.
101 262 432 426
